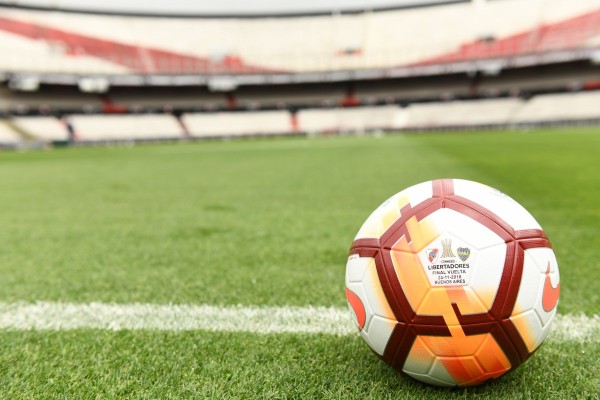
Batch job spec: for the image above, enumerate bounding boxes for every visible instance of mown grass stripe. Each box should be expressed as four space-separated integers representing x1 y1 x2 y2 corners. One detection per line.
0 302 597 342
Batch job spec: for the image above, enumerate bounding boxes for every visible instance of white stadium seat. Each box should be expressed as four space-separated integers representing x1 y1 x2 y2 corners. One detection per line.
404 98 524 128
182 111 292 137
297 106 406 133
11 116 69 141
69 114 185 141
0 120 21 144
512 91 600 123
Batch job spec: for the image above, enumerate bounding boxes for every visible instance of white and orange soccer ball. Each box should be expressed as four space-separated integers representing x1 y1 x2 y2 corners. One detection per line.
345 179 560 387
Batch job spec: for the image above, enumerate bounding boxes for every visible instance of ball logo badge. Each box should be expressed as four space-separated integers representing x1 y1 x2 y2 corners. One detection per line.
440 238 455 258
426 248 439 263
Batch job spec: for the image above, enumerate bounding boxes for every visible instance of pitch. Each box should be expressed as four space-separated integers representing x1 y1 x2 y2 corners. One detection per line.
0 127 598 398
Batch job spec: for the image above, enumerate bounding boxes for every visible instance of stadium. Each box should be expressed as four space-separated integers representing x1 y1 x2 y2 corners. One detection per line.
0 0 598 397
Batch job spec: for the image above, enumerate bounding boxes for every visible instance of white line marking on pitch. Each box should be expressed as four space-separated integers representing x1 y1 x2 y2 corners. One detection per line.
0 302 596 342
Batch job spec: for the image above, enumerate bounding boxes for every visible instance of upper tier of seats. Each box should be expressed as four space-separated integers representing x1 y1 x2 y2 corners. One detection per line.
0 0 598 75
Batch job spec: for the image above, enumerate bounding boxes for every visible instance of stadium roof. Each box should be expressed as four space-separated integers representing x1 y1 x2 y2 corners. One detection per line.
0 0 465 17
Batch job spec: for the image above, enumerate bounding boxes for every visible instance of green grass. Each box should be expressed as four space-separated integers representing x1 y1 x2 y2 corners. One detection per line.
0 127 599 398
1 331 597 399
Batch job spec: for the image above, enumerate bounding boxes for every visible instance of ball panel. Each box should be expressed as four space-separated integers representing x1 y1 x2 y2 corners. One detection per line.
354 181 433 240
512 251 544 315
345 254 371 283
345 254 397 355
413 286 494 320
510 248 558 353
402 336 435 374
523 248 559 326
362 315 397 356
468 244 507 311
452 179 541 232
513 247 560 322
403 371 455 387
510 309 546 353
389 250 430 313
416 288 468 319
404 181 436 207
354 202 402 240
446 286 487 315
389 213 440 254
428 357 460 386
419 332 487 357
473 335 512 379
423 208 506 250
361 255 396 321
433 356 485 386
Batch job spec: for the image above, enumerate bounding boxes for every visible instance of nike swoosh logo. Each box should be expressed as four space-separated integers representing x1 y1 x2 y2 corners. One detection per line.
542 262 560 312
346 288 366 331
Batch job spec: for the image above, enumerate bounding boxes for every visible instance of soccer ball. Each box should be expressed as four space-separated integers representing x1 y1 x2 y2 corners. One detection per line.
345 179 560 386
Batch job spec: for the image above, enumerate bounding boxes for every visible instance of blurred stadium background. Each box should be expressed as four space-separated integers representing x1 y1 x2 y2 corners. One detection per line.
0 0 599 147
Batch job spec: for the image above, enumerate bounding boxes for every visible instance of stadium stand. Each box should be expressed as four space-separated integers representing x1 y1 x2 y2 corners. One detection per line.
512 91 600 124
403 98 525 129
105 87 227 111
0 86 102 114
0 0 599 145
10 116 69 142
477 62 600 95
0 0 598 75
297 106 406 133
354 75 474 103
416 6 600 65
0 120 20 145
182 111 292 137
235 84 348 109
0 29 127 75
68 114 185 141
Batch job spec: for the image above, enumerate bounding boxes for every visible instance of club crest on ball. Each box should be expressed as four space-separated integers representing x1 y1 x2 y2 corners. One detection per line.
426 248 439 263
457 247 471 262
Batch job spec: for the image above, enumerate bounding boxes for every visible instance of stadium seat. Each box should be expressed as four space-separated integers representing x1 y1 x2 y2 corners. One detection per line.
11 116 70 142
181 111 292 137
404 98 524 128
0 120 21 144
297 106 406 133
69 114 185 141
512 91 600 123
